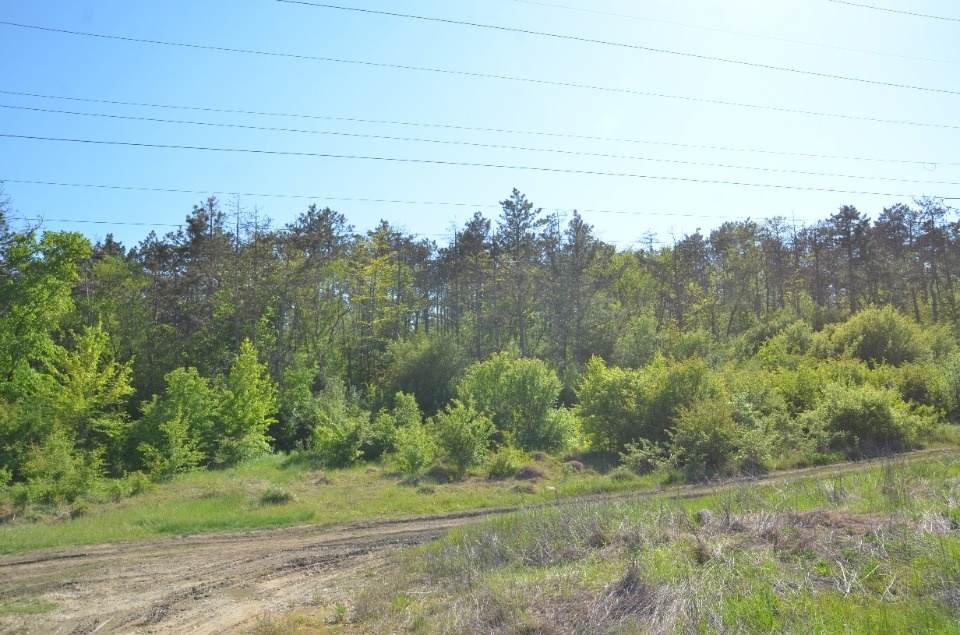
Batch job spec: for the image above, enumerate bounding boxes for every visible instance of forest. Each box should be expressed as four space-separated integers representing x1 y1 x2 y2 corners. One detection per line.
2 185 959 503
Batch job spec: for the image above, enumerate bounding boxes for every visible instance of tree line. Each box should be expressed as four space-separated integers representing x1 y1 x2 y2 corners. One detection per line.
1 186 958 501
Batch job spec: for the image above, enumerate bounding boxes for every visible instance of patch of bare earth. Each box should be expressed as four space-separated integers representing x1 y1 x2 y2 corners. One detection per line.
0 514 486 634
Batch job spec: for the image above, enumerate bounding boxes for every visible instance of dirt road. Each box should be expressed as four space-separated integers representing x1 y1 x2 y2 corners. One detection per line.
1 447 955 633
0 512 489 634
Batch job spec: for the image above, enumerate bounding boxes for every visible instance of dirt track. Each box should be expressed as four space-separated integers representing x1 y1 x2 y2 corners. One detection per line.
1 447 956 634
0 512 492 634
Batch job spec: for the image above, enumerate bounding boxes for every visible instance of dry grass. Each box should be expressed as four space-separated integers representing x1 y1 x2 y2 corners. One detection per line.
342 456 960 634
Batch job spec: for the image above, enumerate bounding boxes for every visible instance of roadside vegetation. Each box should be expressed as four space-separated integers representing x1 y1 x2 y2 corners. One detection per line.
3 189 960 560
266 455 960 634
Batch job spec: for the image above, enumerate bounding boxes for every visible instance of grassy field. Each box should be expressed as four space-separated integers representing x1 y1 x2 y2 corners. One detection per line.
0 450 659 553
261 454 960 634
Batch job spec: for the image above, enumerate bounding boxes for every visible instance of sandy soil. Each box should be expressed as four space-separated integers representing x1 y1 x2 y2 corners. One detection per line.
0 511 494 634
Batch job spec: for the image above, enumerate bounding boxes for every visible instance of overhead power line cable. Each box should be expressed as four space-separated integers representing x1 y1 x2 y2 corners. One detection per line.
2 86 957 140
827 0 960 23
274 1 960 96
2 179 754 220
3 89 959 157
510 0 958 64
1 133 951 199
4 103 957 184
3 19 960 119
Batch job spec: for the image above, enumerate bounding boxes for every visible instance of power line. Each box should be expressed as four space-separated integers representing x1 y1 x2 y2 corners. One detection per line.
274 1 960 96
510 0 959 64
827 0 960 23
6 103 958 182
0 180 786 228
2 179 497 209
3 21 960 129
8 215 183 228
4 90 960 157
1 135 951 198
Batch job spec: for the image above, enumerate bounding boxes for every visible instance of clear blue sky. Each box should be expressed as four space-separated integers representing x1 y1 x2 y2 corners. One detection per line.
1 0 958 248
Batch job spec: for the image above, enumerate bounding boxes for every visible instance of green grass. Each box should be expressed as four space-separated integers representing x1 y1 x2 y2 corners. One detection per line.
0 600 57 616
0 451 657 553
344 455 960 634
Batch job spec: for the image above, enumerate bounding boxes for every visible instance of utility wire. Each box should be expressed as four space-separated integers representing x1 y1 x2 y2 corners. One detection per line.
510 0 958 64
275 1 960 96
1 133 950 198
3 19 960 124
2 182 753 221
5 103 957 182
827 0 960 23
8 215 183 228
4 91 960 157
3 80 957 140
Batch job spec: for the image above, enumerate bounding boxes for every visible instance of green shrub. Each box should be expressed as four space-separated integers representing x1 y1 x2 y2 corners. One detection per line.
668 399 739 478
618 439 666 475
486 444 528 479
309 379 370 468
458 350 569 451
259 486 296 505
892 362 955 413
577 356 720 452
134 366 219 478
21 429 103 503
392 422 436 478
431 400 494 480
812 383 933 454
214 340 278 466
576 357 645 451
831 306 923 367
380 335 467 416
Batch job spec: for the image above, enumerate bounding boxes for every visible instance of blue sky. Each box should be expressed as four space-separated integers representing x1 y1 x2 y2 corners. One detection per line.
1 0 958 248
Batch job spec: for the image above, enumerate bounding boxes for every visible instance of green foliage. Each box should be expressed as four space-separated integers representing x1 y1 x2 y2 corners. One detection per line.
214 340 278 466
457 350 569 451
135 366 219 477
577 356 719 451
619 438 666 475
392 421 436 478
576 357 645 451
486 442 528 479
810 384 931 454
668 398 740 477
40 323 135 470
366 392 422 460
831 305 923 367
310 379 370 468
0 230 91 401
431 400 494 479
612 314 658 368
890 361 955 414
380 335 467 416
19 429 103 503
271 363 320 452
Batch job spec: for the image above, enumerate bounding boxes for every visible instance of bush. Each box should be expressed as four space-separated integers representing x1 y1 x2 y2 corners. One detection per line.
457 350 569 451
380 335 468 416
892 362 955 413
831 306 923 367
431 400 494 480
21 429 103 503
213 340 278 466
577 356 719 451
668 399 739 478
392 422 436 478
486 444 528 479
619 439 666 475
310 379 370 469
812 384 932 454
